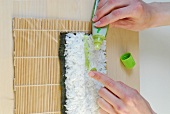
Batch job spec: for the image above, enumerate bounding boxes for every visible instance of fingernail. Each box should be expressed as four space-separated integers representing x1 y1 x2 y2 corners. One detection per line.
92 16 98 21
94 21 101 26
88 71 95 77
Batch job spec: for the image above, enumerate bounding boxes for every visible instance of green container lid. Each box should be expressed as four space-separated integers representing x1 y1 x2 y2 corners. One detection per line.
120 52 136 69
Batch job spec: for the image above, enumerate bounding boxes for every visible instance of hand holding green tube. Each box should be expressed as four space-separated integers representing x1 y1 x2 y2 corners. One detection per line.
92 0 108 50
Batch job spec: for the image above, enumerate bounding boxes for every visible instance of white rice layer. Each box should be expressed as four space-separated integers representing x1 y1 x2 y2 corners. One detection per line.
64 33 106 114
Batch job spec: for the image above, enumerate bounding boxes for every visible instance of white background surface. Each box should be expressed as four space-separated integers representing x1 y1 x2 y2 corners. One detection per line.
140 1 170 114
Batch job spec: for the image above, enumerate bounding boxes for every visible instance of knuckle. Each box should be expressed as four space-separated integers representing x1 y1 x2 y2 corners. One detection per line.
96 10 103 17
124 95 133 103
97 98 103 104
124 94 139 108
133 88 139 95
98 0 105 8
94 74 102 80
124 90 139 103
108 0 116 4
100 17 108 24
135 1 144 12
111 10 122 17
105 79 115 87
115 105 127 113
117 81 125 86
117 81 127 89
98 87 106 95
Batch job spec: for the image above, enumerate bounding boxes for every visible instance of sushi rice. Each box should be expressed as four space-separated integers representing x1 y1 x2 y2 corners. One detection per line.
64 32 107 114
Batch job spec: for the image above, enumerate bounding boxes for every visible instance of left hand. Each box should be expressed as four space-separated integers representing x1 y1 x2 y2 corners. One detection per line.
88 71 156 114
92 0 154 31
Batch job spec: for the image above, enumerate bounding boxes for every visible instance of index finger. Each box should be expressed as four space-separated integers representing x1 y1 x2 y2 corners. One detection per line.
88 71 126 99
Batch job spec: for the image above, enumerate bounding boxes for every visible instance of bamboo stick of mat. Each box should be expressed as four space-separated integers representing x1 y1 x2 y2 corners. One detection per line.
13 18 91 114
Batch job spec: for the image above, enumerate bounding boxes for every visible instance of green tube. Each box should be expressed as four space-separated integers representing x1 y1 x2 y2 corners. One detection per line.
92 0 108 50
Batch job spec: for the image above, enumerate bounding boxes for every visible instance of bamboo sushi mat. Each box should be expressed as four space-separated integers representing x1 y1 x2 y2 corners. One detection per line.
13 18 91 114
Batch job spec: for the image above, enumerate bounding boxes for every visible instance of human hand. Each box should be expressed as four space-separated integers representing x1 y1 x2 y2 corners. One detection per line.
92 0 170 31
88 71 156 114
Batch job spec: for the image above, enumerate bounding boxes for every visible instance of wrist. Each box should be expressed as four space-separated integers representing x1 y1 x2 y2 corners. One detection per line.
148 2 170 28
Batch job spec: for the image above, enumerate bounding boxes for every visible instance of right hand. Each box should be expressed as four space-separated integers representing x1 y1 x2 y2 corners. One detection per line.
88 71 156 114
